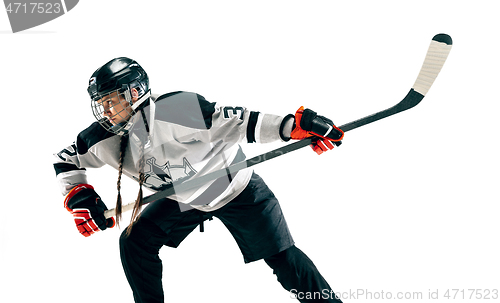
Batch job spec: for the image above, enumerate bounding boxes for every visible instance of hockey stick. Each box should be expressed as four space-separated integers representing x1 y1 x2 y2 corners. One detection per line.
104 33 452 219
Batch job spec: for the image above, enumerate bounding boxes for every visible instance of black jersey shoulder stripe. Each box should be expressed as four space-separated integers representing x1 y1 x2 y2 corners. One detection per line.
53 163 86 176
76 121 116 155
154 91 216 129
246 111 260 143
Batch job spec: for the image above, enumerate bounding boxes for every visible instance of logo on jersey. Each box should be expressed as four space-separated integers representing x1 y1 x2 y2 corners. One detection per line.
137 157 197 191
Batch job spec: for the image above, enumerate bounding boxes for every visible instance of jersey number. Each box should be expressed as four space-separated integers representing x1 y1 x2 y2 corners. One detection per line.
57 144 77 161
223 107 244 120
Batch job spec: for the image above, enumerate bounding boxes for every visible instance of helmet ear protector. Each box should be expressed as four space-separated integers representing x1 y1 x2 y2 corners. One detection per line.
122 84 133 106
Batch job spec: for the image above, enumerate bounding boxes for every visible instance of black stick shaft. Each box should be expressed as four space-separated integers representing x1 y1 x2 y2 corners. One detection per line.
104 33 452 219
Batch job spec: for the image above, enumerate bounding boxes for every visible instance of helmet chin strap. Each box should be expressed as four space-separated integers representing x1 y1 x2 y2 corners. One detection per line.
131 90 151 111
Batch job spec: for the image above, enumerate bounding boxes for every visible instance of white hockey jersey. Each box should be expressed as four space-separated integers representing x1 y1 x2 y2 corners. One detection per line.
53 91 287 212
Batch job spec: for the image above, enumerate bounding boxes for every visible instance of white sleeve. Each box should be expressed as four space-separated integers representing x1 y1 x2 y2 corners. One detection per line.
53 142 105 195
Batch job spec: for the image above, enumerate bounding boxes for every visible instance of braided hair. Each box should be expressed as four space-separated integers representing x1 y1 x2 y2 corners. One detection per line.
126 140 145 237
114 134 129 226
114 125 147 237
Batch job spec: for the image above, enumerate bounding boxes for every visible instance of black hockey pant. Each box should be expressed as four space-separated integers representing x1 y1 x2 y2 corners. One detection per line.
119 219 342 303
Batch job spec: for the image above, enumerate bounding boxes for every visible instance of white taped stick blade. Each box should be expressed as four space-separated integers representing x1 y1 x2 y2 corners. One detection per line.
412 34 453 96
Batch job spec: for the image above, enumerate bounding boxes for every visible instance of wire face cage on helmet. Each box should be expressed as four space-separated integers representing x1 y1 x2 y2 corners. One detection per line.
91 86 136 135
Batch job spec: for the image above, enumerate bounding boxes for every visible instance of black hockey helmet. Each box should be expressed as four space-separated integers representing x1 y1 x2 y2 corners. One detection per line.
88 57 151 135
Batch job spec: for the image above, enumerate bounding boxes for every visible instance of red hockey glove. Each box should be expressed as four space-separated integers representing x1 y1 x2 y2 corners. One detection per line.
64 184 115 237
290 106 344 155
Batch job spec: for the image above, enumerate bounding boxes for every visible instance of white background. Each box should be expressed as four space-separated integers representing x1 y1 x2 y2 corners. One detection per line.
1 1 499 302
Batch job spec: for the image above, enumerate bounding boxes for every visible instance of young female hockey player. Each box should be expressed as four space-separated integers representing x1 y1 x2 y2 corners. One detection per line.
53 57 344 303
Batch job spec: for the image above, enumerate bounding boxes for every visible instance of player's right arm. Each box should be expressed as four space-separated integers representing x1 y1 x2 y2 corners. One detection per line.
53 122 115 236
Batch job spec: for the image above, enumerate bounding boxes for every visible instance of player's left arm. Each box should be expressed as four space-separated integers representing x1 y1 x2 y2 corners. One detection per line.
221 105 343 155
